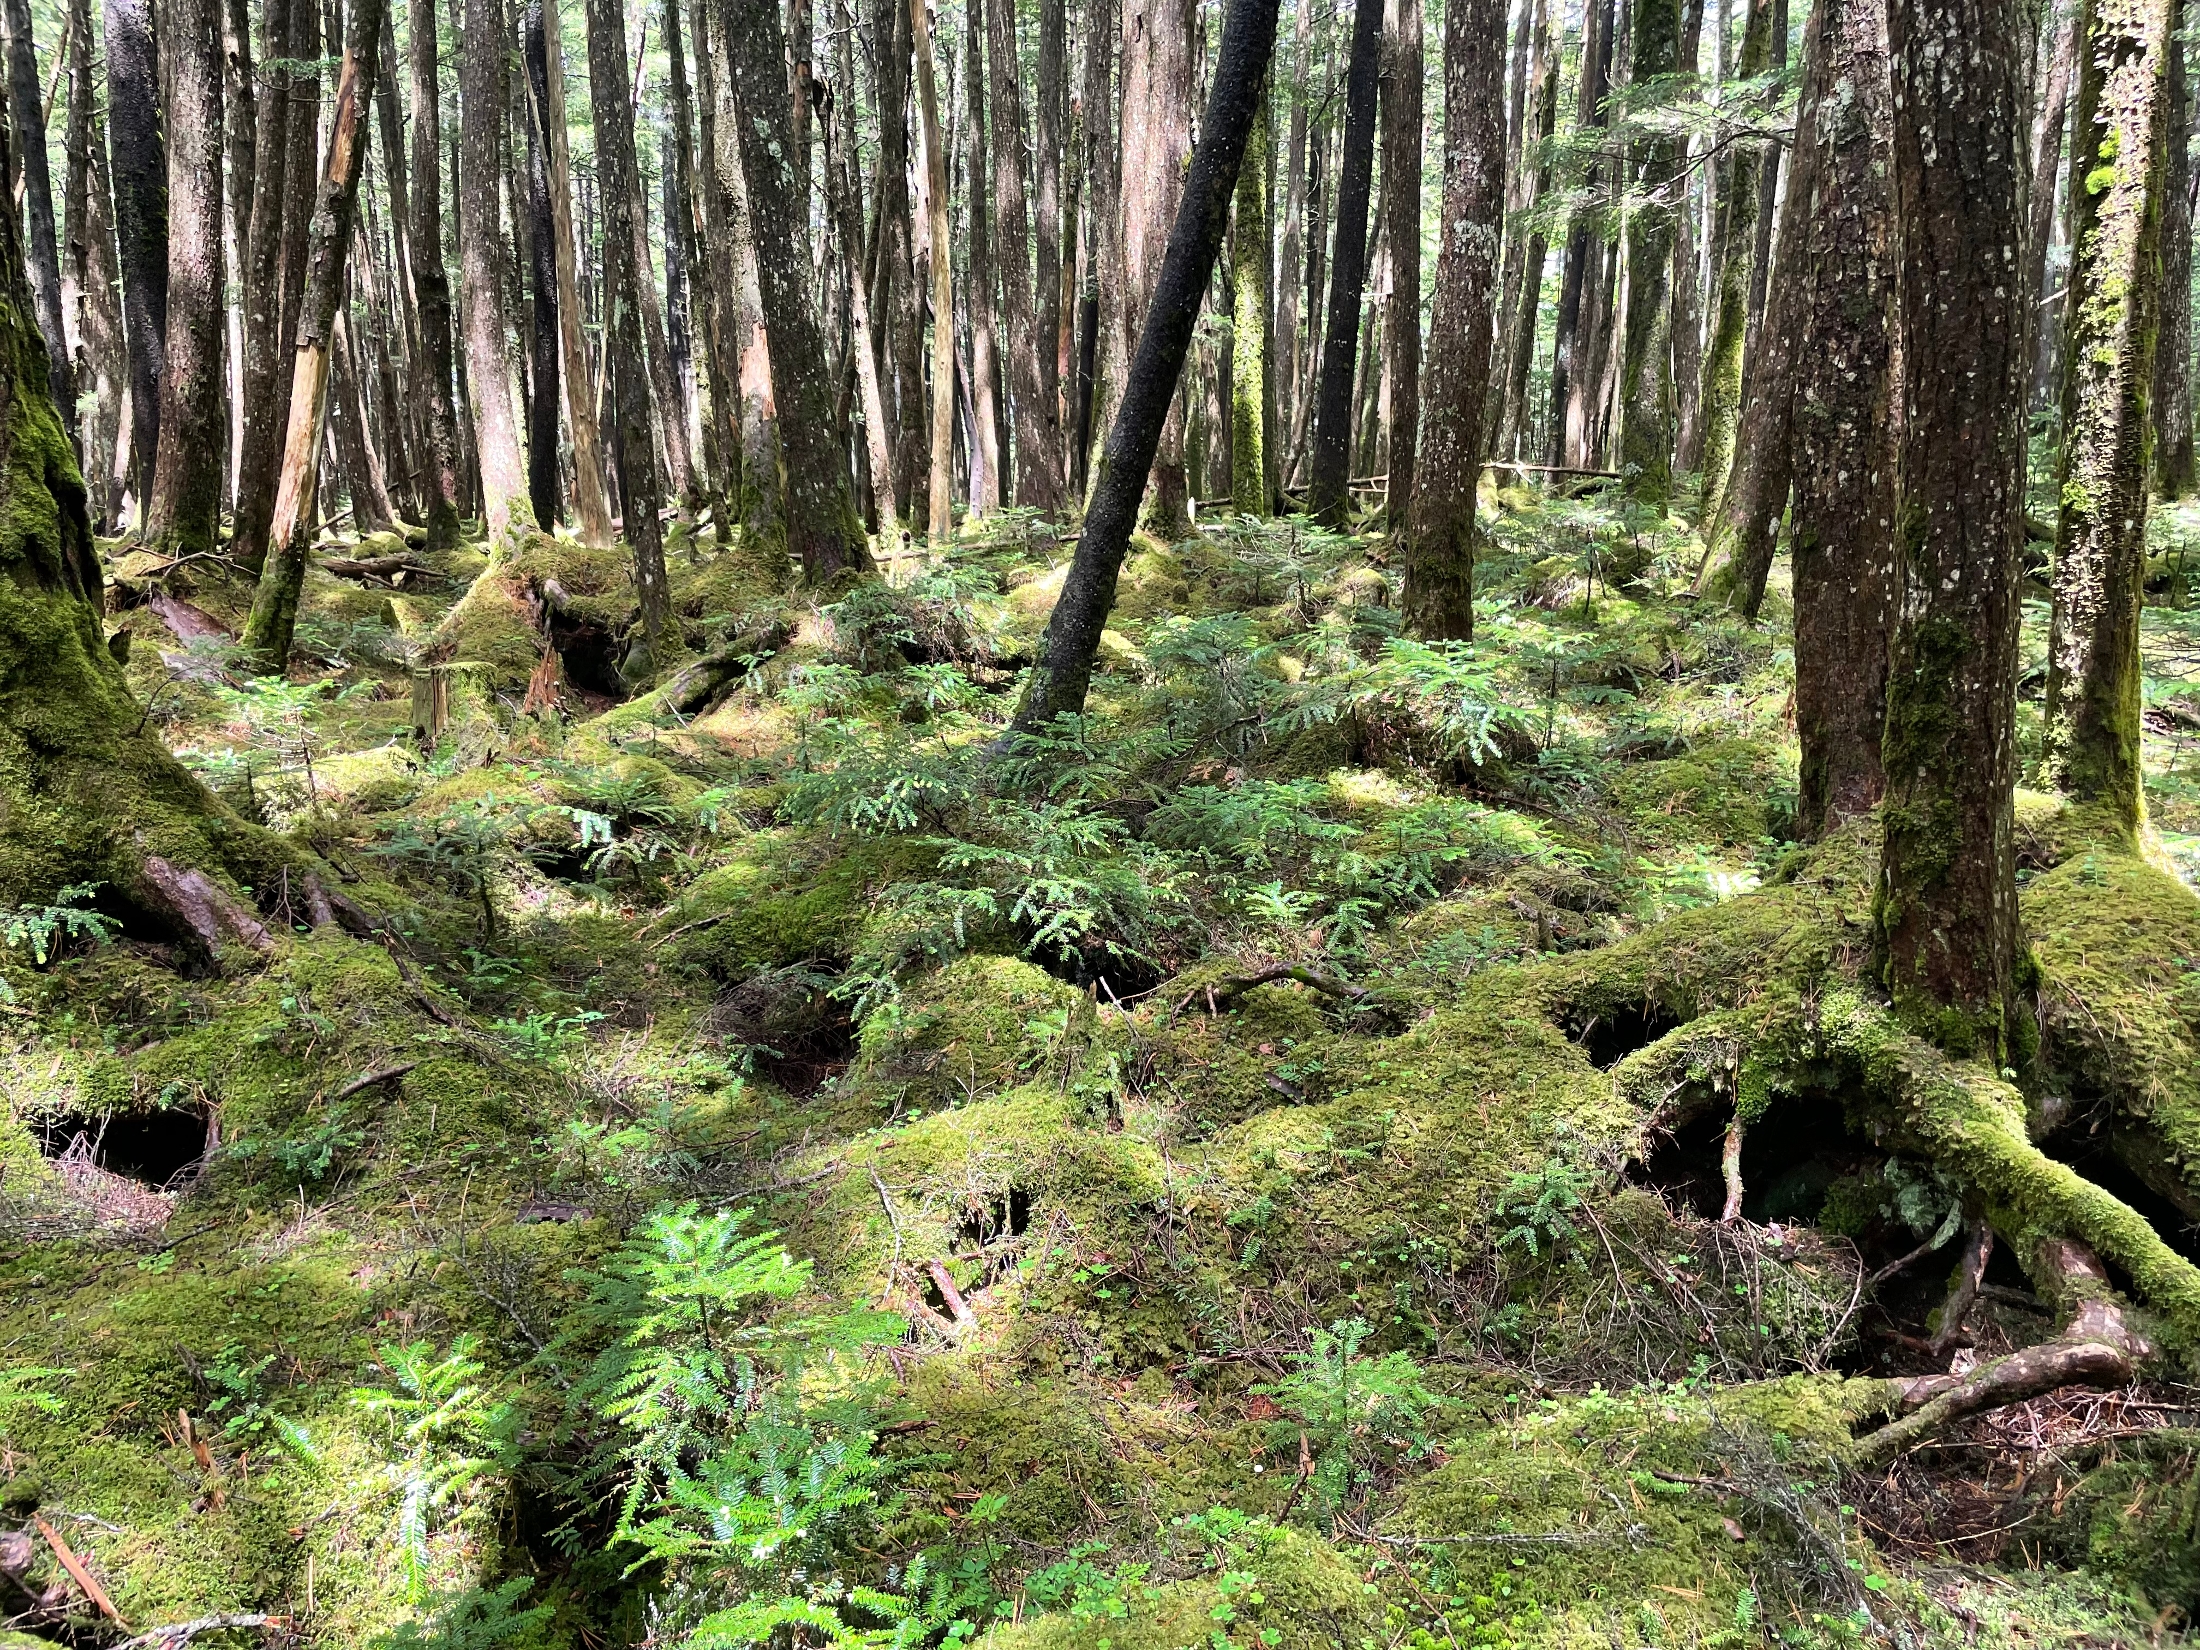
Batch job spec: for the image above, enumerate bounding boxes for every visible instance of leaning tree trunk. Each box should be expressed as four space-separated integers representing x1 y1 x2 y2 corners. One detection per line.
1304 0 1380 528
584 0 673 667
1789 0 1897 839
726 0 873 581
1880 0 2033 1062
1230 79 1273 516
145 0 227 556
2042 0 2174 832
457 0 531 535
4 0 77 449
1010 0 1281 731
2154 17 2195 497
407 0 465 548
988 0 1065 508
105 0 165 522
241 0 389 673
1398 0 1503 641
63 0 124 527
1616 0 1684 508
1381 0 1422 529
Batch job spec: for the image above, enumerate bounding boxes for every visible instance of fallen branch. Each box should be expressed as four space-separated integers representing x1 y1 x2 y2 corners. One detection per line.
320 553 437 584
120 1613 285 1647
329 1061 418 1102
925 1259 976 1327
651 620 792 717
1174 964 1369 1017
35 1515 122 1624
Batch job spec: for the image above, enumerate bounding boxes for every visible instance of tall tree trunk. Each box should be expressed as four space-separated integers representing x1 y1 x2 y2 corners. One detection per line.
1399 0 1502 639
4 0 77 447
1879 0 2032 1060
1273 0 1311 455
965 0 1002 515
457 0 529 533
1230 77 1272 515
242 0 389 670
2155 17 2195 496
1741 0 1787 355
331 307 398 529
2027 0 2078 408
1666 0 1705 473
876 0 924 521
1549 0 1614 468
1036 0 1066 421
827 7 898 530
538 0 616 544
1116 0 1196 537
910 0 954 539
1495 0 1554 461
407 0 465 547
1305 0 1379 526
1380 0 1421 528
1789 0 1896 838
626 121 693 506
717 52 780 541
664 0 707 504
584 0 672 662
232 0 296 569
1010 0 1279 731
1694 0 1771 522
2042 0 2174 829
728 0 874 578
1616 0 1682 507
64 0 124 526
690 0 746 523
520 0 565 530
145 0 226 554
105 0 165 521
1075 0 1118 490
989 0 1065 507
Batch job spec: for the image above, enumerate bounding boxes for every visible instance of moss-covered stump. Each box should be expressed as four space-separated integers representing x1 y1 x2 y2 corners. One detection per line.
409 660 502 765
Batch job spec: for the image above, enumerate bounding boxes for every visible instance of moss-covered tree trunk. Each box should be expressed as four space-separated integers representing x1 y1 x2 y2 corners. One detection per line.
1692 0 1771 523
1230 81 1273 516
2155 19 2195 496
1398 0 1504 642
1615 0 1683 508
1380 0 1422 529
2 0 75 452
1879 0 2032 1061
2042 0 2175 832
1789 0 1896 839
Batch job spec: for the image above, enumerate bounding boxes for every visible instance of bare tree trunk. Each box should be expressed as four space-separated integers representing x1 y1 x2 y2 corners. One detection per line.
64 0 124 527
1666 0 1705 474
689 0 745 521
1615 0 1682 506
988 0 1064 507
1076 0 1118 491
626 117 693 506
663 0 708 505
4 0 76 446
2028 3 2078 408
520 0 565 529
827 0 898 530
1694 0 1771 521
717 51 780 540
1494 0 1554 461
2155 17 2194 497
1230 76 1272 514
1011 0 1279 731
457 0 529 532
911 0 954 540
332 307 398 529
964 0 1001 515
876 0 924 521
230 0 297 569
407 0 466 547
145 0 226 553
1305 0 1379 526
537 0 616 543
242 0 390 669
1273 0 1311 454
1880 0 2032 1059
727 0 874 577
1549 0 1613 467
1399 0 1502 640
2042 0 2174 830
1036 0 1066 421
1116 0 1196 537
1381 0 1421 528
106 0 165 522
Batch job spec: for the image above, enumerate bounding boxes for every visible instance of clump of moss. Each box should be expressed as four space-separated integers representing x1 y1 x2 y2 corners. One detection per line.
847 954 1082 1114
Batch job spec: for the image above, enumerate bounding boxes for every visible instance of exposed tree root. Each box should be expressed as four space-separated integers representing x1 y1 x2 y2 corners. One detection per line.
1927 1217 1994 1361
1719 1114 1746 1223
1175 963 1372 1018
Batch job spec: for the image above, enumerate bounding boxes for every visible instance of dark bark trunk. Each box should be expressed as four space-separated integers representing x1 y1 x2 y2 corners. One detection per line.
105 0 166 519
1495 0 1554 461
1380 0 1421 528
1616 0 1682 506
826 7 898 530
1115 0 1197 537
1740 0 1786 354
407 0 466 547
876 0 924 520
1398 0 1502 639
64 0 124 526
1666 0 1704 473
727 0 873 579
4 0 76 446
1549 0 1613 468
584 0 672 659
1036 0 1066 421
664 0 708 506
2042 0 2173 830
1790 0 1897 839
909 0 951 538
989 0 1065 508
2155 20 2194 497
1879 0 2032 1061
627 134 693 508
692 0 746 522
332 308 398 530
457 0 529 531
229 0 296 570
965 0 1002 515
1304 0 1379 526
521 0 565 529
1010 0 1280 730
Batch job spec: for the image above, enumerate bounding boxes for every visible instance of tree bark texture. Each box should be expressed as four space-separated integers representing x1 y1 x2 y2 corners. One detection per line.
540 0 616 544
1230 79 1272 515
5 0 76 447
910 0 953 540
1398 0 1502 641
2154 19 2194 495
1380 0 1421 528
1036 0 1067 417
1549 0 1614 468
2042 0 2174 831
521 0 565 530
2026 2 2079 397
1617 0 1683 505
407 0 466 548
1011 0 1280 730
1305 0 1380 527
1879 0 2033 1061
1115 0 1196 536
1694 0 1771 521
965 0 1002 514
64 0 124 526
1494 0 1554 461
105 0 166 520
988 0 1065 508
457 0 530 535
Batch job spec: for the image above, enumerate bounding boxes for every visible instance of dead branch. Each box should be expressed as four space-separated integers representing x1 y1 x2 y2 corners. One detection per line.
329 1062 418 1102
1175 964 1370 1017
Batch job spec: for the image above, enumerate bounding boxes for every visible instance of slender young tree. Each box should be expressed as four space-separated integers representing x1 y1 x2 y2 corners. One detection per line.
64 0 125 525
1036 0 1067 418
2026 0 2079 402
1399 0 1503 639
825 13 899 531
1075 0 1119 489
4 0 76 445
1879 0 2033 1059
242 0 390 671
456 0 530 534
1381 0 1421 527
1230 74 1272 515
105 0 166 520
2042 0 2176 829
2155 17 2194 496
1616 0 1684 505
1011 0 1281 730
726 0 874 579
1272 0 1311 448
1494 0 1554 461
1789 0 1897 838
911 0 954 540
966 0 1003 515
1304 0 1379 526
520 0 565 529
1548 0 1613 468
988 0 1064 507
407 0 464 547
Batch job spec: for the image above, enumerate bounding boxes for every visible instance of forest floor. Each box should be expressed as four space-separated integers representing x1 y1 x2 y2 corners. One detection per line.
4 475 2200 1649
